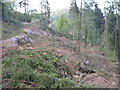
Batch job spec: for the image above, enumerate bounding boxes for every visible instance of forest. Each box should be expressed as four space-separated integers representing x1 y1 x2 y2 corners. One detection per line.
0 0 120 89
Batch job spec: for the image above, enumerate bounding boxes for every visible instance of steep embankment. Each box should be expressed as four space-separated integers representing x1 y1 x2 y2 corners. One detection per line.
1 23 119 88
2 21 23 40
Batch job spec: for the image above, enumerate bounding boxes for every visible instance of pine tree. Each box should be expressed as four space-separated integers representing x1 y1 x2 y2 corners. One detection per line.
55 14 69 34
114 0 120 60
69 0 81 54
107 4 117 50
116 15 120 60
40 0 50 30
94 4 105 42
76 0 81 54
69 0 79 18
19 0 29 14
82 1 97 46
102 0 119 60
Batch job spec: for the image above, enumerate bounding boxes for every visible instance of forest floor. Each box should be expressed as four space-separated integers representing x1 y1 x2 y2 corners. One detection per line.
1 23 119 88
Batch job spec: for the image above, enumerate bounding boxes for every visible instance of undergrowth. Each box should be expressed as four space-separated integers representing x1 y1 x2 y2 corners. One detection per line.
2 21 23 40
100 47 117 60
2 49 96 88
2 49 75 88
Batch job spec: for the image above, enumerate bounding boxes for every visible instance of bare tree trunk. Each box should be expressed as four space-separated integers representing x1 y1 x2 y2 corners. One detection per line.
24 5 26 22
40 0 50 30
115 8 120 61
76 0 82 55
117 15 120 61
85 28 88 47
2 2 5 21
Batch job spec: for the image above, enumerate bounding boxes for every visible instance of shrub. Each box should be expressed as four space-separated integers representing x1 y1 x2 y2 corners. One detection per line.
53 78 74 88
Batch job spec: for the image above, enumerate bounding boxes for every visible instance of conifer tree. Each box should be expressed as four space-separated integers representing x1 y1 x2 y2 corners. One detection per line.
69 0 79 18
40 0 50 30
82 1 97 46
94 4 105 42
19 0 29 14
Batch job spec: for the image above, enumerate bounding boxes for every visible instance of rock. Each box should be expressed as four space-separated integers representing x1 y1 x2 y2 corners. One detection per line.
112 82 116 86
80 62 86 68
83 60 92 67
14 35 32 45
24 30 33 35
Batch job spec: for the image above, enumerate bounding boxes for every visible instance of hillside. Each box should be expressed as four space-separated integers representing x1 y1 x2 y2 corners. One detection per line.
2 21 24 40
1 0 119 89
1 23 118 88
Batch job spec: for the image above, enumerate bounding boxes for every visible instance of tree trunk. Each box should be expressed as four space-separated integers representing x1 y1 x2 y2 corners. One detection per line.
117 15 120 60
85 28 88 47
76 0 82 55
2 3 5 21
